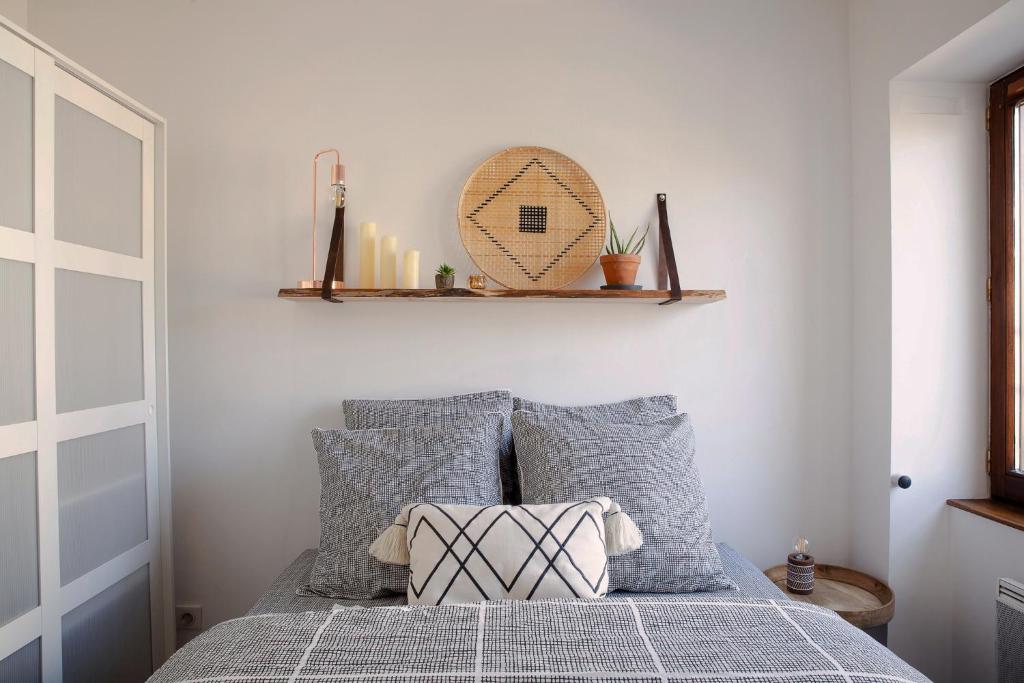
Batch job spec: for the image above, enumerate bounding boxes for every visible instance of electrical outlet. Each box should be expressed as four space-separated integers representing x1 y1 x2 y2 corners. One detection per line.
175 604 203 631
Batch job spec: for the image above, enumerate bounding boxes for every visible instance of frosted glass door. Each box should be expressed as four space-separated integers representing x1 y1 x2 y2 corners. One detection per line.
0 29 41 683
0 24 163 682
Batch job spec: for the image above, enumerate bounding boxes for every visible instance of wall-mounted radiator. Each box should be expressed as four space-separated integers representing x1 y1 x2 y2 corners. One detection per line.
999 578 1024 683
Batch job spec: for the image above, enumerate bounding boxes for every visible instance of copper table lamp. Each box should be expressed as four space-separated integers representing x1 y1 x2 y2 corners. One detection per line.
299 148 347 288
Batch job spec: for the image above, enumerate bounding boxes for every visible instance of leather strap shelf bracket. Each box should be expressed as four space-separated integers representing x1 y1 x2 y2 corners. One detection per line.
656 193 682 305
320 205 346 303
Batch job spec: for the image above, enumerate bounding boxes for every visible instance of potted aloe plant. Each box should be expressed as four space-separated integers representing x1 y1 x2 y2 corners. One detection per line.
600 219 649 288
435 263 456 289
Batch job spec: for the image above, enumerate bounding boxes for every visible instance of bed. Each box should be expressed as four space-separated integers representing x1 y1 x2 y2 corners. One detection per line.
148 545 930 682
152 395 929 681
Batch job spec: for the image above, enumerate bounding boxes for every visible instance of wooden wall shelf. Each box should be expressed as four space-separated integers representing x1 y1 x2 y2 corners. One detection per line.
277 287 725 304
288 193 720 306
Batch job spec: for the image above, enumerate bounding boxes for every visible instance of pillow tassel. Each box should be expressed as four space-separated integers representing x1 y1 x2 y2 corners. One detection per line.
604 500 643 556
369 507 411 566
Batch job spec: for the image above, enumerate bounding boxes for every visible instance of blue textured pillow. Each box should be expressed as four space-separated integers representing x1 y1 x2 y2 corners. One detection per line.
512 410 735 594
512 394 678 422
344 390 514 501
305 413 504 599
508 395 678 504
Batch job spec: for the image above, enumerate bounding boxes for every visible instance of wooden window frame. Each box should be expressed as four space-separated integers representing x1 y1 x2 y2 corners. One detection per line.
990 64 1024 505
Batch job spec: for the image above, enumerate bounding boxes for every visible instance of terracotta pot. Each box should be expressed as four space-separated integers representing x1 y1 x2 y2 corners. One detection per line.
435 274 455 289
599 254 641 286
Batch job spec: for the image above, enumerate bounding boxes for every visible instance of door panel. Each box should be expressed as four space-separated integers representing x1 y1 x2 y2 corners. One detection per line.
0 258 34 426
60 567 150 683
54 96 142 257
57 426 147 585
54 269 143 414
0 57 33 233
0 639 41 683
0 452 39 628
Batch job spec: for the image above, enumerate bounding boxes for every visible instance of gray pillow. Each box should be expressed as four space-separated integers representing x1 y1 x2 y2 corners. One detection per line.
512 410 735 594
344 390 514 501
512 394 677 421
507 395 678 504
306 413 504 599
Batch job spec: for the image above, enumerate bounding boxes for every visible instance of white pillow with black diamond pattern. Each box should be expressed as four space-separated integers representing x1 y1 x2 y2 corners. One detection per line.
370 497 642 606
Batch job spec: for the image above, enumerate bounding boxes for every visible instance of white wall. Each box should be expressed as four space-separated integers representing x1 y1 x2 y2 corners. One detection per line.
847 0 1008 589
885 4 1024 680
847 10 1015 679
889 79 990 682
0 0 26 27
950 509 1024 682
26 0 855 630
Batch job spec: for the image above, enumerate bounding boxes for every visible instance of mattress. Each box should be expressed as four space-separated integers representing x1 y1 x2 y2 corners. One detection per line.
246 543 786 616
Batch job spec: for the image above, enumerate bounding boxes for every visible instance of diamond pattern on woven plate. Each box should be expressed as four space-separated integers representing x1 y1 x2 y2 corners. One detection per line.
466 159 599 283
407 505 608 605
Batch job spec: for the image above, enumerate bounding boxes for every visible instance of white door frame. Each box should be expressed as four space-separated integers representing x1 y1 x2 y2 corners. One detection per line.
0 13 173 677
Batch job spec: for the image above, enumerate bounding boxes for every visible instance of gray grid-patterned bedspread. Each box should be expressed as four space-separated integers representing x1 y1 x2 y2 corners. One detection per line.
150 597 929 682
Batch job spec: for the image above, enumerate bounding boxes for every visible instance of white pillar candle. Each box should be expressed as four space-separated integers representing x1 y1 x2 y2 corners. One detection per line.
359 222 377 288
380 235 398 289
401 250 420 289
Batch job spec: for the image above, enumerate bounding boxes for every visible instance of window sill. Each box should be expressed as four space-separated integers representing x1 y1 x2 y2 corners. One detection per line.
947 498 1024 533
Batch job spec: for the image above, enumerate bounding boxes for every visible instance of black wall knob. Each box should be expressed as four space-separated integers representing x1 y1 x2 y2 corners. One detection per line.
896 475 912 489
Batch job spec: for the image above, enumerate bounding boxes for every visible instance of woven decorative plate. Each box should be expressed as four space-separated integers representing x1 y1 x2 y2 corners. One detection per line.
458 146 606 289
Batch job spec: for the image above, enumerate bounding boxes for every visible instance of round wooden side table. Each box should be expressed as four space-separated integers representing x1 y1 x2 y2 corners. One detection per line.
764 564 895 645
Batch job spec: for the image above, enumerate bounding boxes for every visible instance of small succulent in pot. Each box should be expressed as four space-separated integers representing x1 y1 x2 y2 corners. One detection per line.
600 218 649 287
435 263 456 289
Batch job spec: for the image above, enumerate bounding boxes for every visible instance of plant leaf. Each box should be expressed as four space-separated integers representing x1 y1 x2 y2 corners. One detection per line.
623 225 641 254
622 232 634 255
631 225 651 254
